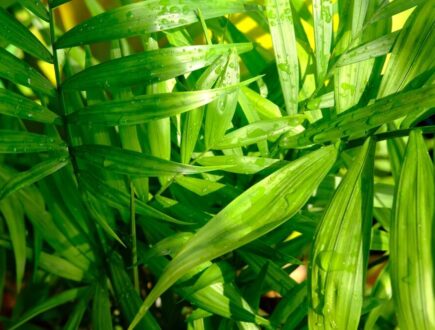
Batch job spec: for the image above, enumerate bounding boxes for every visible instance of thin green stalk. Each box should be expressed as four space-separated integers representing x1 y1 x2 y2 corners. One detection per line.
130 181 139 294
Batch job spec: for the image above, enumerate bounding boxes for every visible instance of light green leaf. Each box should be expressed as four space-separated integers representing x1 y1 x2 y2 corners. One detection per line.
196 155 280 174
93 280 113 330
213 116 304 149
73 144 225 177
67 78 259 126
378 1 434 97
309 138 375 330
175 176 225 196
62 43 252 91
0 88 60 124
0 130 67 153
336 31 398 67
56 0 261 48
9 287 89 330
18 0 49 21
281 85 435 148
129 145 337 329
266 0 299 114
0 48 54 96
0 8 52 62
0 156 69 201
390 130 435 329
313 0 333 85
204 50 240 149
181 55 228 163
239 87 281 120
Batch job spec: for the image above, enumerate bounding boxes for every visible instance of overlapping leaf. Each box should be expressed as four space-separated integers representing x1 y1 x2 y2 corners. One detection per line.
389 130 435 329
56 0 261 48
309 138 375 329
62 43 252 91
129 145 337 328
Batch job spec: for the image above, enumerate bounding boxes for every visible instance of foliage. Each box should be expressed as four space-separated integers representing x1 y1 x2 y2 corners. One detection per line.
0 0 434 329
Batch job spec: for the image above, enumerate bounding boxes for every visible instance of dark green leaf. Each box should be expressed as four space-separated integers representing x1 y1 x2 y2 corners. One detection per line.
0 130 67 153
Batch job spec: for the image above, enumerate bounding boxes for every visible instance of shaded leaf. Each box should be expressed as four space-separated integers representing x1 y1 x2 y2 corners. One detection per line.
0 130 67 153
93 280 113 330
0 48 54 96
18 0 49 21
0 88 60 124
0 156 69 201
73 144 225 177
0 8 52 62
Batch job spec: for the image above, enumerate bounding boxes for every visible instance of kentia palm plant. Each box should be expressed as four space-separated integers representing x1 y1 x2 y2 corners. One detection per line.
0 0 434 329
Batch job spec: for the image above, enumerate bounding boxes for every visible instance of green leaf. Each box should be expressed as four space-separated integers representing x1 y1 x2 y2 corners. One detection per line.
62 43 252 91
0 48 55 96
0 88 60 124
0 130 67 153
0 237 86 282
56 0 261 48
9 287 89 330
389 130 435 329
336 31 398 67
196 155 280 174
73 144 225 177
129 145 337 329
79 171 188 225
280 85 435 148
266 0 299 114
0 196 26 292
0 156 69 201
93 280 113 330
181 55 228 163
108 253 161 330
0 8 52 62
175 176 225 196
67 78 259 126
313 0 333 85
213 116 304 149
378 1 434 97
18 0 49 21
205 49 240 149
368 0 426 23
49 0 71 8
308 138 375 329
239 86 282 119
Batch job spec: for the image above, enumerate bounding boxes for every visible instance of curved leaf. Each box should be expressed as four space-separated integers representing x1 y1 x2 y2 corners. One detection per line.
0 89 61 124
0 155 69 200
56 0 261 48
67 78 259 126
0 48 54 96
390 130 435 329
308 138 375 329
196 155 280 174
0 130 67 153
72 144 225 177
0 8 52 62
266 0 299 114
18 0 49 21
213 116 304 149
62 43 252 91
129 145 337 329
280 85 435 148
